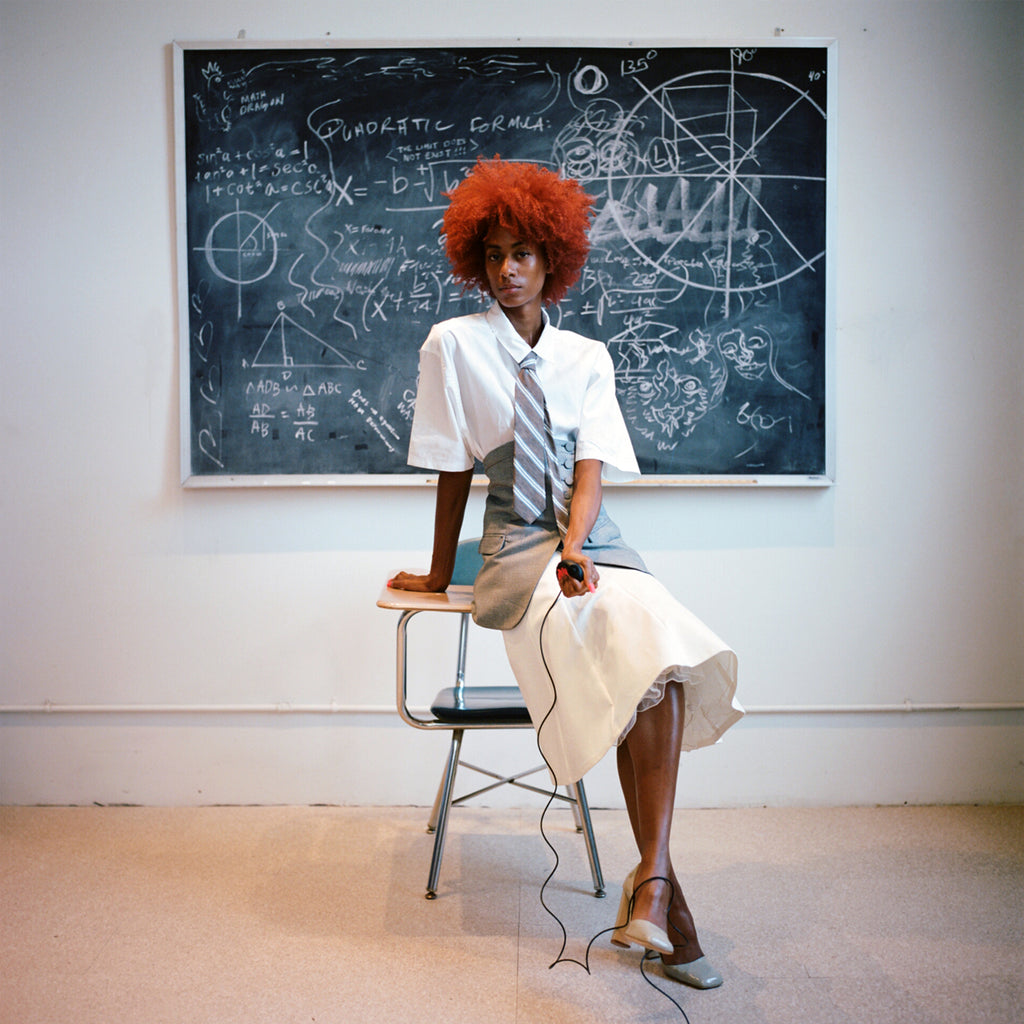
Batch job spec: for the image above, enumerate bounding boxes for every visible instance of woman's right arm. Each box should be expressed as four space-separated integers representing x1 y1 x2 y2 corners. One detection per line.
388 467 474 592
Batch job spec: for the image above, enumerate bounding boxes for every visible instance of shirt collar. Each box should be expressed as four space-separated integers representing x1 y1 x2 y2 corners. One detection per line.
485 302 552 364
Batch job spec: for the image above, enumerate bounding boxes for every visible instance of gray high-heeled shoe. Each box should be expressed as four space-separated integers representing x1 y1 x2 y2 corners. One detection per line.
658 954 724 989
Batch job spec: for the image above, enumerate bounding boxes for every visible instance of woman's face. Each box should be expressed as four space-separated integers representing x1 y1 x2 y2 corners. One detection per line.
483 225 549 313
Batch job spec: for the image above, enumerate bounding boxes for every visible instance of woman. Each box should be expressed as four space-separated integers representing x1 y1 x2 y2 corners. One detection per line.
389 157 741 989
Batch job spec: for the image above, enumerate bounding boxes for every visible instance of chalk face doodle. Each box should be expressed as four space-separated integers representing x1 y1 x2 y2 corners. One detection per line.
179 45 829 479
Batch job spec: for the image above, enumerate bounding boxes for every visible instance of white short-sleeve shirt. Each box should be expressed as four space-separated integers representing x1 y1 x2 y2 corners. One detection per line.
407 303 640 482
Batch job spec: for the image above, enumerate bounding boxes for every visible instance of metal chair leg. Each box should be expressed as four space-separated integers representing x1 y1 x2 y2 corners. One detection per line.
572 779 606 897
425 760 447 835
567 786 584 831
425 728 464 899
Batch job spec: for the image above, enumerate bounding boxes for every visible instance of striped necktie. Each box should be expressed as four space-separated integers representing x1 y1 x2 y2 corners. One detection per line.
513 351 569 533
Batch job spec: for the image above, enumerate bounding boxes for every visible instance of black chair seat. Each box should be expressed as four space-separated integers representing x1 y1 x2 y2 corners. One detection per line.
430 686 532 724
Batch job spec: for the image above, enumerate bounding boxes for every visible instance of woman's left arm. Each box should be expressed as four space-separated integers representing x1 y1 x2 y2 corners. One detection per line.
558 458 603 597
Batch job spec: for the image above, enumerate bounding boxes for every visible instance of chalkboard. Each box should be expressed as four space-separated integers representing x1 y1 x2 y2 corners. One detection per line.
174 41 835 485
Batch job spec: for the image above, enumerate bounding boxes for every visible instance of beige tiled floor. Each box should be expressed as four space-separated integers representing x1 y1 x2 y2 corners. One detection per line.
2 804 1022 1023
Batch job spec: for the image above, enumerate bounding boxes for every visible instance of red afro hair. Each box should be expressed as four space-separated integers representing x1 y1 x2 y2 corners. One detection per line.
442 156 595 306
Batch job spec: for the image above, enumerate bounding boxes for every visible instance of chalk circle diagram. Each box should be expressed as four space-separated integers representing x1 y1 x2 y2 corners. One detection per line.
600 67 826 307
203 202 279 284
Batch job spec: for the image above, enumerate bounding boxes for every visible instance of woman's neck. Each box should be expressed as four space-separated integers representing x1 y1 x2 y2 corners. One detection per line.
500 302 544 347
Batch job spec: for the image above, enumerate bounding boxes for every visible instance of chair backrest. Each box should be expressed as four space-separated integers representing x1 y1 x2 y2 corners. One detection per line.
451 538 483 586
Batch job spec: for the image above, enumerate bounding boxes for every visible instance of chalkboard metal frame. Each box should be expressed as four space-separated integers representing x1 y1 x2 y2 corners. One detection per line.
174 39 836 488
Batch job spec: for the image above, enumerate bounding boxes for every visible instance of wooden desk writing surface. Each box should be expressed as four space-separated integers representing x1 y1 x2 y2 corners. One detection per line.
376 583 474 614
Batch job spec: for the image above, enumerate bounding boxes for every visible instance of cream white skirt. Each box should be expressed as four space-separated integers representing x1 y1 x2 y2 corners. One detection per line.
502 557 742 785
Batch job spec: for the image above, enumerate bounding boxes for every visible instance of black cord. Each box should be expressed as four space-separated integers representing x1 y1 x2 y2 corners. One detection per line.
533 590 587 971
533 585 692 1021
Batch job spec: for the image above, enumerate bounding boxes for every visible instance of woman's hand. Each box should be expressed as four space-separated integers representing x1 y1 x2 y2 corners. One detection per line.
388 570 449 593
556 551 598 598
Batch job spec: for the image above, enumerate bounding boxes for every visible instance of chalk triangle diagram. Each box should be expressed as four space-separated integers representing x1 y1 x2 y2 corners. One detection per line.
252 312 357 369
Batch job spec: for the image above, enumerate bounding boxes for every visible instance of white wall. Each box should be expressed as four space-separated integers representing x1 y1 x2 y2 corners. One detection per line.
1 0 1021 807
